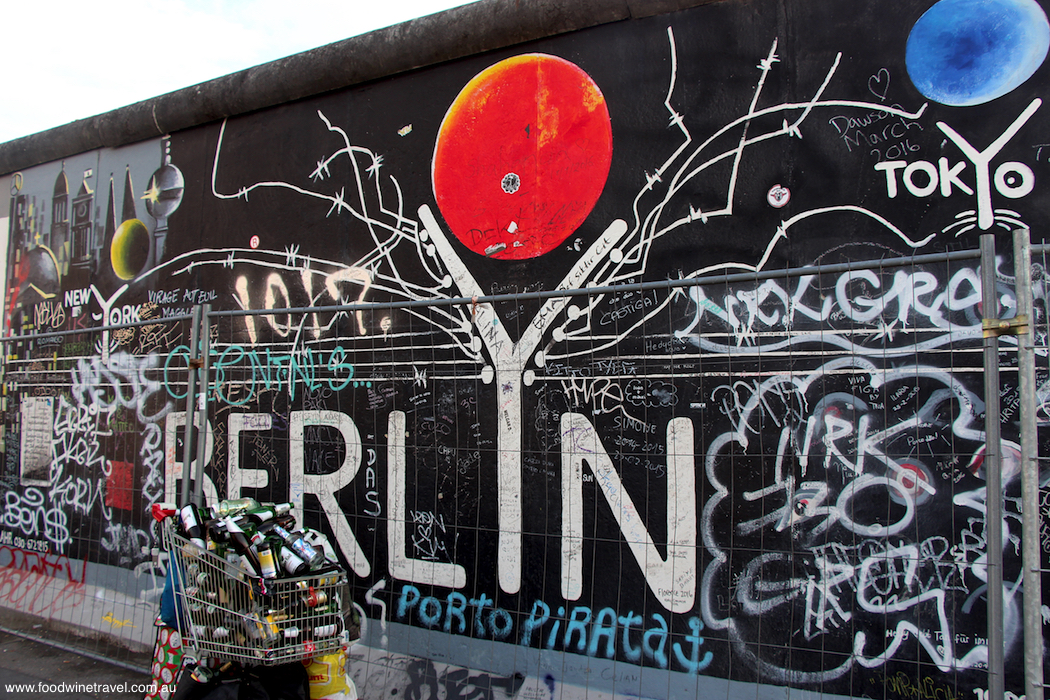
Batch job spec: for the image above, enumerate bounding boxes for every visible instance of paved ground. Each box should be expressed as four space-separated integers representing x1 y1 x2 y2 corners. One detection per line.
0 629 154 700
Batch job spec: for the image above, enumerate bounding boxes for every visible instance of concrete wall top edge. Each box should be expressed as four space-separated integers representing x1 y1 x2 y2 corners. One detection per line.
0 0 722 177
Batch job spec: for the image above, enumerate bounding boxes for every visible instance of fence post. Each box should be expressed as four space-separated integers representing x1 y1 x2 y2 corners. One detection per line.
1013 227 1044 700
179 304 203 507
980 232 1005 700
192 303 212 505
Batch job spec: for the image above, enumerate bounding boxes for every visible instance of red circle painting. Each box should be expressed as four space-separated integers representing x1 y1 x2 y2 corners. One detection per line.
432 54 613 260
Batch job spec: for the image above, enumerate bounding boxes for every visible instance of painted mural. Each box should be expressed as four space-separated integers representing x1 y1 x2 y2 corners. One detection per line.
2 0 1050 697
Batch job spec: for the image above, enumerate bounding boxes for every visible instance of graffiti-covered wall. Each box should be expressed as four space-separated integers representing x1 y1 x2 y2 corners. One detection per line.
2 0 1050 697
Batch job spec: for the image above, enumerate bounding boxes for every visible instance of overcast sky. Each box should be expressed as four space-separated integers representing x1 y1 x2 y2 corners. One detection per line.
1 0 476 144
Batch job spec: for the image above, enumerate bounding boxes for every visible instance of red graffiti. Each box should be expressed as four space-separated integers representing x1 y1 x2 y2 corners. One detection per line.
106 460 136 511
0 546 87 615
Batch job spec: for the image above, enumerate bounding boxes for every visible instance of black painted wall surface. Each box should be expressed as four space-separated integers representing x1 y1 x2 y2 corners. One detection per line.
2 0 1049 697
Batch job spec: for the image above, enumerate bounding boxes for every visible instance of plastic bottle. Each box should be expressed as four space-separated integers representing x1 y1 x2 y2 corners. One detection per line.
224 549 249 578
271 524 325 568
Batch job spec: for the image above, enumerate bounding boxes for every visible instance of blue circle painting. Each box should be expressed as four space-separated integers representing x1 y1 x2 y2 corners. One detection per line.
906 0 1050 106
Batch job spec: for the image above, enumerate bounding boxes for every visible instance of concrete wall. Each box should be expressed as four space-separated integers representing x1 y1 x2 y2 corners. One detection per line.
2 0 1049 697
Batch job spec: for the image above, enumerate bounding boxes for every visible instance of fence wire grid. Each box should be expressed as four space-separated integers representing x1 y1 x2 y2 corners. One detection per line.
0 241 1046 700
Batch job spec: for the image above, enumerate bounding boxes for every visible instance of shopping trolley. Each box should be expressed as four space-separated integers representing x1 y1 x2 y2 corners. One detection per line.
161 518 352 665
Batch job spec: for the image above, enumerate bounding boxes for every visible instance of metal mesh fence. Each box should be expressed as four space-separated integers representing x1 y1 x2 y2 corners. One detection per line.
0 312 194 674
1025 239 1050 700
0 241 1046 699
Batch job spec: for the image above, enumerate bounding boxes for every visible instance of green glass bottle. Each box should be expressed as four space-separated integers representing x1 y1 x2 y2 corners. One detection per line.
209 497 259 518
